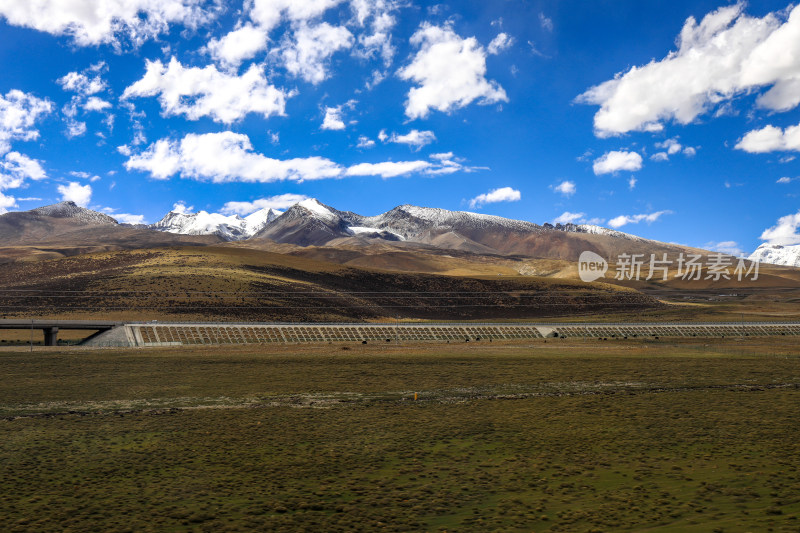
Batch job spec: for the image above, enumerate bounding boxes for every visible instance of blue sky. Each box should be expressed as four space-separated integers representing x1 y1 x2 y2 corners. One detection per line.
0 0 799 255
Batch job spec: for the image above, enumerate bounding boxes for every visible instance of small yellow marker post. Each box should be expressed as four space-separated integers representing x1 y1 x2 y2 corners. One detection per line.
414 392 418 401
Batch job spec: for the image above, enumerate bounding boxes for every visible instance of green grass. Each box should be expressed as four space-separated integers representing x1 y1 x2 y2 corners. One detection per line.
2 340 800 531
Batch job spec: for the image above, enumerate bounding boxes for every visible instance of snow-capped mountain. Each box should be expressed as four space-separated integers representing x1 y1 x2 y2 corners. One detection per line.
149 207 282 241
137 197 688 260
749 243 800 267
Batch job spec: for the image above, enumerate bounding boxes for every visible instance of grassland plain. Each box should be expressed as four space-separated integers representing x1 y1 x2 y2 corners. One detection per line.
2 340 800 532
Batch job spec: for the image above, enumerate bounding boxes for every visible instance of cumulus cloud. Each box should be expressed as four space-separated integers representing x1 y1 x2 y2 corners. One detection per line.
0 90 52 154
57 182 92 207
607 210 671 229
735 122 800 153
468 186 521 208
387 129 436 150
553 180 576 196
356 135 375 148
207 23 270 69
777 176 797 184
0 151 48 212
172 201 193 214
58 69 106 96
398 23 507 119
276 22 354 84
592 150 643 175
125 131 457 182
577 3 800 137
758 210 800 245
487 33 513 55
0 0 217 47
221 193 310 216
552 211 586 224
84 97 112 112
321 106 346 130
122 58 290 123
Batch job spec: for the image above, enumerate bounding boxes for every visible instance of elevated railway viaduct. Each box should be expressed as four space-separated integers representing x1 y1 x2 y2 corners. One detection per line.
2 320 798 347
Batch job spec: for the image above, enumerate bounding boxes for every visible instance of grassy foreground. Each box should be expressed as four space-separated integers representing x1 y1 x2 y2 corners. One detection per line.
2 339 800 532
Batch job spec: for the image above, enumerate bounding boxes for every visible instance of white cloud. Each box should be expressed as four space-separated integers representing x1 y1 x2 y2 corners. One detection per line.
125 131 452 182
487 33 513 55
759 210 800 245
221 193 310 216
705 240 744 256
656 137 683 155
0 192 16 213
777 176 797 184
577 3 800 137
607 210 671 229
126 132 343 182
356 135 375 148
172 201 193 214
84 97 112 112
552 211 586 225
468 186 521 208
377 129 388 142
58 70 106 96
346 160 432 178
0 90 52 154
0 151 47 212
398 23 507 119
1 152 46 184
101 207 145 224
592 150 643 175
651 152 669 162
57 182 92 207
388 129 436 150
321 106 346 130
206 23 269 69
66 119 87 138
113 213 146 224
122 58 291 123
683 146 697 157
553 180 576 197
735 123 800 153
628 176 637 190
249 0 343 30
276 22 354 84
0 0 217 47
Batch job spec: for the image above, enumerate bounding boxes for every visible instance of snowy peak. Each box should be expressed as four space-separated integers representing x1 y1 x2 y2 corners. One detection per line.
749 243 800 267
30 201 118 226
151 207 284 241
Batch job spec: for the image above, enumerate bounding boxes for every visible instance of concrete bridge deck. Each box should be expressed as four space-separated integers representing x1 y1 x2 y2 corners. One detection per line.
4 320 799 347
76 321 800 348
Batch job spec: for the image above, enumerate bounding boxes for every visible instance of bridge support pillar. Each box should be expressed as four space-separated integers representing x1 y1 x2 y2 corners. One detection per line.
43 327 58 346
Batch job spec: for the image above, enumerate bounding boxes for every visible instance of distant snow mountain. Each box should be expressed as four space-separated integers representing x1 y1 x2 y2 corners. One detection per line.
149 207 282 241
749 243 800 267
143 198 657 254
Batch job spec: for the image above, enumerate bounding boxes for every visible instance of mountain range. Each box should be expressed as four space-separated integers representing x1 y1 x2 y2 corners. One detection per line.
0 199 793 267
